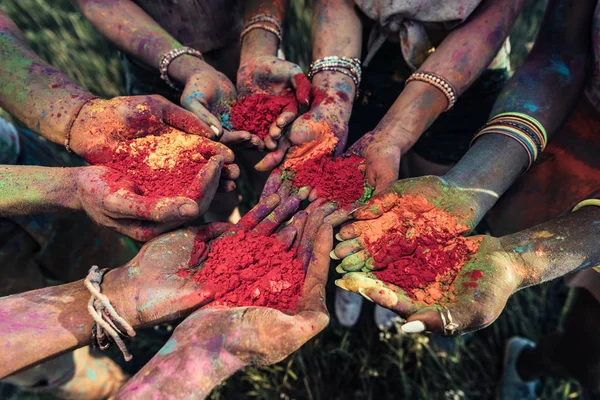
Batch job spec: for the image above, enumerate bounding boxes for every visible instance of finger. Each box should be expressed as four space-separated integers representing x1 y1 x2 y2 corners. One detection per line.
221 163 240 180
340 250 369 272
159 97 214 139
254 136 291 171
276 178 293 200
260 168 284 201
331 238 363 260
236 194 280 231
292 73 312 107
264 134 279 151
352 191 399 220
365 147 401 194
403 300 492 336
115 219 182 242
219 129 251 145
253 195 301 236
338 223 360 240
187 156 223 214
335 272 418 318
298 224 332 315
193 222 232 242
289 211 308 250
210 142 236 164
218 180 237 192
297 209 326 269
308 187 319 202
274 226 297 250
323 203 360 227
274 108 297 132
182 98 223 138
103 191 199 223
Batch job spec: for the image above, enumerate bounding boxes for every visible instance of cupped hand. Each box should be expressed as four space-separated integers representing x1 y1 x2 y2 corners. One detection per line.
237 56 310 151
333 175 483 270
181 67 264 149
335 235 523 336
106 192 306 328
73 158 223 241
115 221 332 398
69 95 215 163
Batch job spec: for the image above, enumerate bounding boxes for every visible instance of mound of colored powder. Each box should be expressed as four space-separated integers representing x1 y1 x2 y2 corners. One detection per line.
293 154 370 205
101 129 219 199
191 230 304 312
359 195 481 305
230 91 297 139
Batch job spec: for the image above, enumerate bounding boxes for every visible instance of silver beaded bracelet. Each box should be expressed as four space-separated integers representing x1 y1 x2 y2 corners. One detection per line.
308 56 362 93
406 71 457 111
159 46 204 91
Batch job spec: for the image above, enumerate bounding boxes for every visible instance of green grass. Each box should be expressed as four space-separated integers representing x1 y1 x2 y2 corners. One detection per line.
0 0 583 399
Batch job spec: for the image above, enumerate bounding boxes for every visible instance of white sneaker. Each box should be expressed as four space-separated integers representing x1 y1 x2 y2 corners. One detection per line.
334 287 363 327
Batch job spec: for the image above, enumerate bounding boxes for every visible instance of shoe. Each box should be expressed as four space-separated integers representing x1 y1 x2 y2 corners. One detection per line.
498 337 539 400
374 305 402 330
335 287 363 327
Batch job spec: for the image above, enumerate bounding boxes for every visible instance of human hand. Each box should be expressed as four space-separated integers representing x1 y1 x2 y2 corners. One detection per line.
106 192 304 328
115 220 332 399
335 235 523 336
181 67 264 149
237 56 310 152
69 95 215 163
72 159 222 241
333 176 482 266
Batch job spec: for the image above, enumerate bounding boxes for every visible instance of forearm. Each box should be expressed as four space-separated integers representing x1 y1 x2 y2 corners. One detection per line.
499 206 600 288
240 0 287 63
77 0 205 84
0 166 79 215
310 0 362 119
0 13 95 144
116 327 245 399
442 0 594 219
375 0 524 150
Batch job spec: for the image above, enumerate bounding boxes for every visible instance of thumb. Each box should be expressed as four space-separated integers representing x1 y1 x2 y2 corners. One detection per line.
401 300 492 336
365 146 401 194
254 136 291 171
351 190 400 220
182 97 223 139
187 155 223 215
291 72 312 107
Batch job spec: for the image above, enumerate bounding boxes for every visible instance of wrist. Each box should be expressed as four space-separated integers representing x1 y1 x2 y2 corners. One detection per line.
240 29 279 64
168 55 212 86
49 168 81 211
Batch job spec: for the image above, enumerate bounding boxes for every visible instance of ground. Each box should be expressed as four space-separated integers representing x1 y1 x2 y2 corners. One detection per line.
0 0 584 399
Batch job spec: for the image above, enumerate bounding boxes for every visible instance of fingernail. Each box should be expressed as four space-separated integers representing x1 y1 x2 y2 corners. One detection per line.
245 136 252 141
335 265 346 274
179 203 198 218
401 321 426 334
329 250 340 260
210 125 221 137
335 233 343 241
358 288 373 302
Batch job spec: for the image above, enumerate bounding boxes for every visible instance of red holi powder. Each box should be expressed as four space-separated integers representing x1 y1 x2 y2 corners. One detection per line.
101 130 219 199
292 154 369 205
190 230 304 312
362 196 481 305
230 91 297 139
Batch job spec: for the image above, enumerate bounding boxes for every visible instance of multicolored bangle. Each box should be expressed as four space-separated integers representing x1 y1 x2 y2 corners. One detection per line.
470 112 548 171
571 199 600 273
307 56 362 94
159 47 204 91
240 14 283 46
406 71 457 111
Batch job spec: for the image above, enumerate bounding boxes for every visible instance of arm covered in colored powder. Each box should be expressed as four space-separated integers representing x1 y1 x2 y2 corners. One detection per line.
76 0 241 138
0 12 96 145
443 0 595 223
